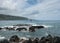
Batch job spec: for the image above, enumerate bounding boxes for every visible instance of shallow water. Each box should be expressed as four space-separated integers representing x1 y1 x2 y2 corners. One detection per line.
0 20 60 39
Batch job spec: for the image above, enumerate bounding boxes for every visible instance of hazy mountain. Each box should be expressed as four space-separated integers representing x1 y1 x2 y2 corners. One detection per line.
0 14 28 20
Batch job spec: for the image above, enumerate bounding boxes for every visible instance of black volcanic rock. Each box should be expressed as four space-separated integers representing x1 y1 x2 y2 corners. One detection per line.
9 35 20 43
0 39 9 43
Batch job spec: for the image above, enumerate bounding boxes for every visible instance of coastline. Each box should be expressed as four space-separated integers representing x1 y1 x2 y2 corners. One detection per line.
0 34 60 43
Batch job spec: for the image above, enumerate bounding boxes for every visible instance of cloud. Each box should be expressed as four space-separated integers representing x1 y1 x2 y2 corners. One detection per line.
0 0 29 10
20 0 60 20
0 0 60 20
0 0 16 10
0 0 31 16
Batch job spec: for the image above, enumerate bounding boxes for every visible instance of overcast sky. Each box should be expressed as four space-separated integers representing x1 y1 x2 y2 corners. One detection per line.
0 0 60 20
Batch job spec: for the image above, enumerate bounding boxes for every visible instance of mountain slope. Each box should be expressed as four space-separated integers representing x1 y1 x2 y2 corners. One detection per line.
0 14 28 20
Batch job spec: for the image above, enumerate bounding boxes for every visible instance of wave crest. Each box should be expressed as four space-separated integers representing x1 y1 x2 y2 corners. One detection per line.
42 25 53 28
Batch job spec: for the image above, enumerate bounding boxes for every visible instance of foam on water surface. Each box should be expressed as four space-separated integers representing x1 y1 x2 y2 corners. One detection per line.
0 35 5 40
42 25 53 28
20 37 29 40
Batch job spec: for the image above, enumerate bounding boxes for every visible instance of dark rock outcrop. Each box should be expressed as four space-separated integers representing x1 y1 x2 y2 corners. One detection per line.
16 28 27 31
27 38 32 43
0 27 2 30
31 26 44 29
53 36 60 43
9 35 20 43
33 38 39 43
29 27 35 32
0 34 60 43
14 24 32 26
39 34 55 43
29 26 44 32
0 39 9 43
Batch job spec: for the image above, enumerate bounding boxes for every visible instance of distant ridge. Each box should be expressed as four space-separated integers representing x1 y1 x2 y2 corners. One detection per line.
0 14 28 20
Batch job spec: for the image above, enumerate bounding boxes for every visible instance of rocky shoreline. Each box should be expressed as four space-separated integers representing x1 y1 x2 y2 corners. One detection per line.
0 34 60 43
0 24 44 32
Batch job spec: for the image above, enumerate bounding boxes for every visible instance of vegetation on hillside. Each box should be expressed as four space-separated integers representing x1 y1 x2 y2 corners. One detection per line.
0 14 28 20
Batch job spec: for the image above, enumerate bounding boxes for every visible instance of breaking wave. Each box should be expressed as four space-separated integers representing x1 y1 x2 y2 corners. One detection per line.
0 35 5 40
42 25 53 28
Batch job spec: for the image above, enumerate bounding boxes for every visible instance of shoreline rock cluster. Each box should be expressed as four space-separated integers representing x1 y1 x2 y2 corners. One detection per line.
0 34 60 43
0 24 44 32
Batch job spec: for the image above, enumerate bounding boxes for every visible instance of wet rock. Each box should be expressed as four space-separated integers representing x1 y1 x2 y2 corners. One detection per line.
33 38 39 43
16 28 27 31
29 26 44 29
39 37 46 43
0 27 2 30
3 27 14 30
29 27 35 32
29 26 44 32
53 36 60 43
46 34 53 43
13 24 32 26
0 39 9 43
22 40 28 43
9 35 20 43
27 38 32 43
33 26 44 29
39 34 53 43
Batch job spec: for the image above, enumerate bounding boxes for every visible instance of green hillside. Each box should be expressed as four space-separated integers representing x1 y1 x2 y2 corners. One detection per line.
0 14 28 20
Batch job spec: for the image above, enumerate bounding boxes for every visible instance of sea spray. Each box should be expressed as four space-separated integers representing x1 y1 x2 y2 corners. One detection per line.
42 25 53 28
0 35 5 40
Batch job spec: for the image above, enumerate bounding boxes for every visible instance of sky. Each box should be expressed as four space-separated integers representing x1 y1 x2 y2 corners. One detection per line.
0 0 60 20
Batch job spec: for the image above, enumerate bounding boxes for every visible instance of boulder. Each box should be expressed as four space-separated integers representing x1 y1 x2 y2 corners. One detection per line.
29 27 35 32
53 36 60 43
16 28 27 31
32 38 39 43
27 38 32 43
29 26 44 32
2 26 15 31
9 35 20 43
0 39 9 43
0 27 2 30
31 26 44 29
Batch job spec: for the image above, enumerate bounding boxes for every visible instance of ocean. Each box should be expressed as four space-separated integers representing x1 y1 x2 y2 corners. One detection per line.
0 20 60 39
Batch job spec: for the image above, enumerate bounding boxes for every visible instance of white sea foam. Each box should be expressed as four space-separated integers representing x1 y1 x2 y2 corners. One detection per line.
26 35 31 38
30 23 53 28
32 24 39 26
45 32 49 36
20 37 28 40
42 25 53 28
3 26 14 28
0 35 5 40
30 23 52 28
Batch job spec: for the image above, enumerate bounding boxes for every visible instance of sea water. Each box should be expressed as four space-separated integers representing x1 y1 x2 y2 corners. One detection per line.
0 20 60 39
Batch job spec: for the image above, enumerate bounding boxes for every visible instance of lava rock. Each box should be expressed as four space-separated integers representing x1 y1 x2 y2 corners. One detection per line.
0 39 9 43
9 35 20 43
